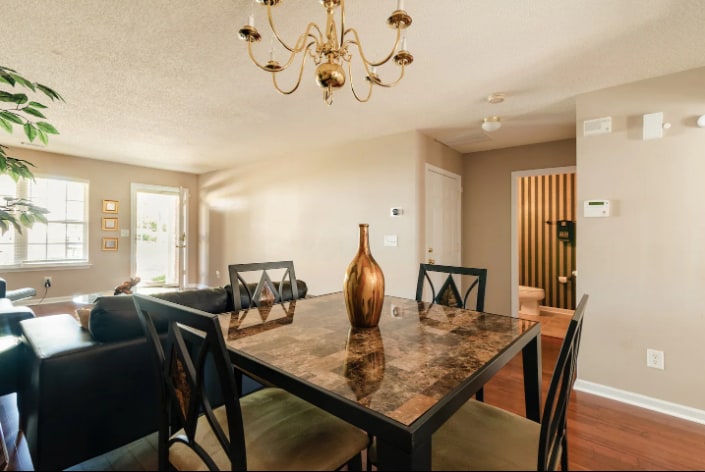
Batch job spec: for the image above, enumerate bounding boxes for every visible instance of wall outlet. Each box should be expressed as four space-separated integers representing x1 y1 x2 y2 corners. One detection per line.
646 348 664 370
43 276 52 288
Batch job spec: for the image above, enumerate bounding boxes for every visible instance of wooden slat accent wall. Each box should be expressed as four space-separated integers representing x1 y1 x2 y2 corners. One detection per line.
519 173 576 310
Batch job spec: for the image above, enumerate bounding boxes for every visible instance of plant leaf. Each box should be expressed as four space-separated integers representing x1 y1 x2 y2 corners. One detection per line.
0 74 14 86
36 84 64 102
24 122 37 142
37 128 48 145
28 101 47 109
36 122 59 134
0 116 12 133
0 91 16 102
22 107 46 119
9 73 36 92
12 93 28 105
0 111 24 124
19 213 32 227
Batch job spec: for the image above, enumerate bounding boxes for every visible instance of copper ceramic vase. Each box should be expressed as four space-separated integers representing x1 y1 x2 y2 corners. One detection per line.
343 224 385 328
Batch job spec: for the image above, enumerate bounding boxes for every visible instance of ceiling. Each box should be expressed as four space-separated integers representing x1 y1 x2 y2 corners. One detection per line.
3 0 705 174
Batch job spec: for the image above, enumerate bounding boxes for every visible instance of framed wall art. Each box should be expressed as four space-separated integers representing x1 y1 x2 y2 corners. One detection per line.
102 217 118 231
102 237 118 251
102 199 119 213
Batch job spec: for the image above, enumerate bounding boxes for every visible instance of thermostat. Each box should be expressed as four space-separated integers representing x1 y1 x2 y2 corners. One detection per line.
584 200 610 217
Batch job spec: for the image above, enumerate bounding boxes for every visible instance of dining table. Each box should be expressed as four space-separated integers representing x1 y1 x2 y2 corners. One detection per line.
218 291 542 471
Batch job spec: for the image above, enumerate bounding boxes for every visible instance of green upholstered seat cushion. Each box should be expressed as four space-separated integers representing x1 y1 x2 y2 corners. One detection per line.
432 399 540 471
169 387 368 471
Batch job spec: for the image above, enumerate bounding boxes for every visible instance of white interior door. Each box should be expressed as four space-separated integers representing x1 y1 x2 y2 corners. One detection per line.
423 164 461 301
131 184 188 288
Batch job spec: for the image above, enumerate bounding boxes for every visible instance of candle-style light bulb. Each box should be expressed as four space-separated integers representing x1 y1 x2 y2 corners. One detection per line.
248 13 254 27
397 0 404 11
401 36 407 51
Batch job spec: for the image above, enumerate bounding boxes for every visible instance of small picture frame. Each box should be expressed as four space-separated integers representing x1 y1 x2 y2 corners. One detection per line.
102 217 118 231
102 199 119 213
102 237 118 251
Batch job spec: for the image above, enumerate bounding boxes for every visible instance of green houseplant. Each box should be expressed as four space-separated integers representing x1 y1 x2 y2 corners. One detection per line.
0 65 64 234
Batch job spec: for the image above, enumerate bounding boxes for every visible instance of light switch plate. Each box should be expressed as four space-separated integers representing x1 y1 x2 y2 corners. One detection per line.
384 235 398 247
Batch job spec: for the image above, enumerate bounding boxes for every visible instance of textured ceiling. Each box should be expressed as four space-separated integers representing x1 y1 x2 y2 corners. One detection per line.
2 0 705 174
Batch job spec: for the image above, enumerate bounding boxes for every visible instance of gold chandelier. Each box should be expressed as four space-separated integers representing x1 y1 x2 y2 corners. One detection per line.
238 0 413 105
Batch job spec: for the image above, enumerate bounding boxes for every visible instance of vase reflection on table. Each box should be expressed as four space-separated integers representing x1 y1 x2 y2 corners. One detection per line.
343 327 386 407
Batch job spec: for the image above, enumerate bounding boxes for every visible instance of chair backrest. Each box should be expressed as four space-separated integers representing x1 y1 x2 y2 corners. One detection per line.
133 293 247 470
537 293 589 471
415 263 488 311
228 261 299 310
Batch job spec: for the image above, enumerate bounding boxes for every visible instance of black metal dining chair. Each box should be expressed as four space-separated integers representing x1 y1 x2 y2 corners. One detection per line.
133 293 369 471
416 263 488 401
431 294 589 471
228 261 302 310
415 263 487 312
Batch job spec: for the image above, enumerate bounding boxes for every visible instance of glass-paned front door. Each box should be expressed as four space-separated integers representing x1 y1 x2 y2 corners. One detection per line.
131 184 188 288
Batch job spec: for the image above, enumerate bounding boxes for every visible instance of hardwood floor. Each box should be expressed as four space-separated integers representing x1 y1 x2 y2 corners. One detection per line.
3 301 705 470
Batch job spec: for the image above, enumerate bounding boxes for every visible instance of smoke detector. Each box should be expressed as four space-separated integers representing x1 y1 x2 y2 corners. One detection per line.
487 93 505 104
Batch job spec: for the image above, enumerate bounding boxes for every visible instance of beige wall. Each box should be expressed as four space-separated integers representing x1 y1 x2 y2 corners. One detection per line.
576 66 705 411
0 147 199 299
461 139 576 314
199 131 461 298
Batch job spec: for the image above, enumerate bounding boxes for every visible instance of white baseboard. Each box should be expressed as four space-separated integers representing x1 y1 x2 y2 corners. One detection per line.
574 379 705 426
16 295 77 306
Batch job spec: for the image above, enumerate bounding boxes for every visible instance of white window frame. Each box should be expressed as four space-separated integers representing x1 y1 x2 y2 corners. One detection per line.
0 174 90 270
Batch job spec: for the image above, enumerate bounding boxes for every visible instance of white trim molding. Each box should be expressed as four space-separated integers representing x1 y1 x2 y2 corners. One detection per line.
574 379 705 426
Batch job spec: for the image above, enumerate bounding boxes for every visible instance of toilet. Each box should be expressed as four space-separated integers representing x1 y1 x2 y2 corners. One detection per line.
518 285 545 316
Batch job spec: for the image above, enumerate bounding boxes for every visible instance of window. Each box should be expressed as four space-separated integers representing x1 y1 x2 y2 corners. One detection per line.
0 175 89 268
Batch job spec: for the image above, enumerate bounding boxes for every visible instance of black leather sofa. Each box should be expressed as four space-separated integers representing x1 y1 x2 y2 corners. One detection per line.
18 281 307 471
0 295 36 397
0 276 37 302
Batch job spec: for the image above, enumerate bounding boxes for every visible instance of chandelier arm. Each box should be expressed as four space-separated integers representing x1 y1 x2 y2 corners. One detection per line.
343 27 400 68
277 39 318 71
348 61 373 103
247 32 317 73
247 40 278 72
370 65 407 88
267 4 323 53
271 43 312 95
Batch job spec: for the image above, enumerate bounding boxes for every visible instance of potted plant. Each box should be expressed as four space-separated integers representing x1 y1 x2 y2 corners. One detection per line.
0 65 64 234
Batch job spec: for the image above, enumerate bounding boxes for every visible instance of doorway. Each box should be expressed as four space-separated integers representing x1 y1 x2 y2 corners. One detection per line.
510 166 576 319
422 164 461 301
131 183 189 289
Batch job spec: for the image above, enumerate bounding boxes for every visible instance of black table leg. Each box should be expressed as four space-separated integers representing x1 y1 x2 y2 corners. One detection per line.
522 333 542 422
375 436 431 471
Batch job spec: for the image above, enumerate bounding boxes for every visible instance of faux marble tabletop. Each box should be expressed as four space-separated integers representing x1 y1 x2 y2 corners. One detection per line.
220 292 538 426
